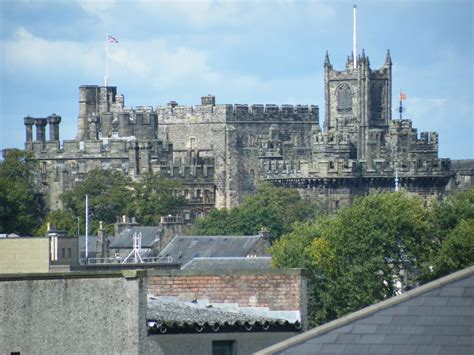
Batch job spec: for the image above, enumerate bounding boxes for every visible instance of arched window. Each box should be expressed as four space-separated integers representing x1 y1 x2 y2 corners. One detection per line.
337 84 352 112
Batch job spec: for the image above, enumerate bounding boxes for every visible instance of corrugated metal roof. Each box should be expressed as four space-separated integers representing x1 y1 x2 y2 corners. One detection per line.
158 235 263 266
181 257 272 271
147 296 301 334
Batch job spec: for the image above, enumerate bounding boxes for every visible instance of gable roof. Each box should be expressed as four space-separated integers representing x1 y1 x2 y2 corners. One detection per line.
256 266 474 354
158 235 263 265
110 226 161 249
181 257 272 271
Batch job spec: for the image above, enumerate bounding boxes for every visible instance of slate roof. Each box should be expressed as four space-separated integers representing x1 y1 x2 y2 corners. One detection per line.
79 235 99 253
256 266 474 354
147 296 301 334
181 257 272 271
158 235 263 265
110 226 161 249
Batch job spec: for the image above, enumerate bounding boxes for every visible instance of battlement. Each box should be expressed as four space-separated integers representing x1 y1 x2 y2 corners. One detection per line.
228 104 319 123
156 102 319 123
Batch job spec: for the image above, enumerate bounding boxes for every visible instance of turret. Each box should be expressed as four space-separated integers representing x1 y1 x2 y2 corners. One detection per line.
24 116 35 143
47 114 61 141
201 95 216 106
34 118 47 143
324 51 331 68
385 49 392 67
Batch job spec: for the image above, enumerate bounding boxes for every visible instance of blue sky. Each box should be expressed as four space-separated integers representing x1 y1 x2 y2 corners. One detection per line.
1 0 472 159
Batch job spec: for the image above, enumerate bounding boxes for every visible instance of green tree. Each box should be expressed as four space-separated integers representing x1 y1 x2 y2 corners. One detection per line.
430 219 474 276
271 192 432 326
195 183 316 241
422 188 474 280
132 172 185 226
0 150 43 235
36 210 78 237
61 169 134 234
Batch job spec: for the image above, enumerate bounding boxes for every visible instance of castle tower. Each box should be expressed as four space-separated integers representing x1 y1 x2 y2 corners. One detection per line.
77 85 120 141
47 114 61 141
24 116 35 143
323 50 392 162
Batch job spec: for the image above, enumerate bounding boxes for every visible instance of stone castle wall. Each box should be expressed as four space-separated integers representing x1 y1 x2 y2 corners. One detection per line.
16 51 472 221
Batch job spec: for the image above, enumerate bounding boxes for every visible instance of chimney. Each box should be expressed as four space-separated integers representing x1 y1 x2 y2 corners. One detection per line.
201 95 215 106
258 227 270 240
47 114 62 141
96 221 109 261
24 116 35 143
114 215 138 236
34 118 47 143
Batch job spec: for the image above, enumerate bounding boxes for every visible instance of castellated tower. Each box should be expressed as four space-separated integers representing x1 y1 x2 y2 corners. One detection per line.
16 51 465 218
324 50 392 166
77 85 124 141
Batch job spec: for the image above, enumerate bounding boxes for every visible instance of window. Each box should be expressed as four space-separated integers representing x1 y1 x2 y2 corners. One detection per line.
212 341 234 355
337 84 352 112
61 248 65 259
67 248 72 258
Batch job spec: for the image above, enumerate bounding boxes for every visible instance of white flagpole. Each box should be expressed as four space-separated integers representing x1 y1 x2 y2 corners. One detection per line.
85 194 89 263
353 5 357 69
105 33 108 86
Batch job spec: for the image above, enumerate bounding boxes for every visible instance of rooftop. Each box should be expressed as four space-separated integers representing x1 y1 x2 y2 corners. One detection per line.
181 256 272 271
147 295 301 334
158 235 266 266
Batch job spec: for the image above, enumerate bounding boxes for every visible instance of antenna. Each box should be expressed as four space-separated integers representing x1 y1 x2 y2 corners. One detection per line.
122 232 144 264
353 5 357 69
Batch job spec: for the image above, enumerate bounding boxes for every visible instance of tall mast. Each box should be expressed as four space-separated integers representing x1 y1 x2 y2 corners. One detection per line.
353 5 357 69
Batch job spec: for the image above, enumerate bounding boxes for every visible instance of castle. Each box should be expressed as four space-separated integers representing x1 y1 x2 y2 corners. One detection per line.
18 50 472 219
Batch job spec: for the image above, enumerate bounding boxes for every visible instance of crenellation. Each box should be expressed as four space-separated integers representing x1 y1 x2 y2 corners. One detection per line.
16 49 466 218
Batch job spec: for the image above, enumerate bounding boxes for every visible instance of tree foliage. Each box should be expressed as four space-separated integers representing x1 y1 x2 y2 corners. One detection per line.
423 188 474 280
272 189 474 326
60 169 185 234
132 172 185 226
36 210 79 237
61 169 134 233
0 150 43 235
195 183 316 241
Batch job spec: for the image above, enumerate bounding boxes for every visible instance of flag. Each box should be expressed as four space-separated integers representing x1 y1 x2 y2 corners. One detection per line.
108 35 118 43
400 92 407 101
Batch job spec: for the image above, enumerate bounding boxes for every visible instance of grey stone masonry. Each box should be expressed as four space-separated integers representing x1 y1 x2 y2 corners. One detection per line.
13 51 472 216
256 266 474 354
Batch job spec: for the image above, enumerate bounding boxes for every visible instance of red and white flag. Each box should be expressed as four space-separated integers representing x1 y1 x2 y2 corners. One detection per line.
400 92 407 101
108 35 118 43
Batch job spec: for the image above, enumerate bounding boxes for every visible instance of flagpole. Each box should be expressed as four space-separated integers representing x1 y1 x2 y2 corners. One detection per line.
105 33 108 86
353 5 357 69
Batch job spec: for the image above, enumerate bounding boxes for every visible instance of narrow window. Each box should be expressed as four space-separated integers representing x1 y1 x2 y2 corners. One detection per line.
337 84 352 112
67 248 72 258
61 248 65 258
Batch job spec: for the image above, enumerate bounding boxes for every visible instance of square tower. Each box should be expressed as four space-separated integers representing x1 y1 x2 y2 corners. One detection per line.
323 50 392 160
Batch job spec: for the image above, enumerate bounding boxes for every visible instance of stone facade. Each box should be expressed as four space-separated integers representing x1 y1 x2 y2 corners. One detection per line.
18 51 472 217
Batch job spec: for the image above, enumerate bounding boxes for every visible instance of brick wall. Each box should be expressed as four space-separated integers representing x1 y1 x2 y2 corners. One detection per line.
147 269 307 324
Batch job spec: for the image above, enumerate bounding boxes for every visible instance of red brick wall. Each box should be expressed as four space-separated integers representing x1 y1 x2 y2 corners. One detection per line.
147 270 306 313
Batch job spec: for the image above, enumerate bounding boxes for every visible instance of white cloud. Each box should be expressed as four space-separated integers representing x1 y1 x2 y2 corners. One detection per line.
2 27 103 78
76 0 118 21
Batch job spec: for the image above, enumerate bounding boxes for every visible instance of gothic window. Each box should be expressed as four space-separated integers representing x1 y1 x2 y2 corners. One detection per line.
337 84 352 112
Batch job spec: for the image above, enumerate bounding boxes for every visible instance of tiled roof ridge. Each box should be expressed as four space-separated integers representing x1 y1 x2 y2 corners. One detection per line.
255 265 474 355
